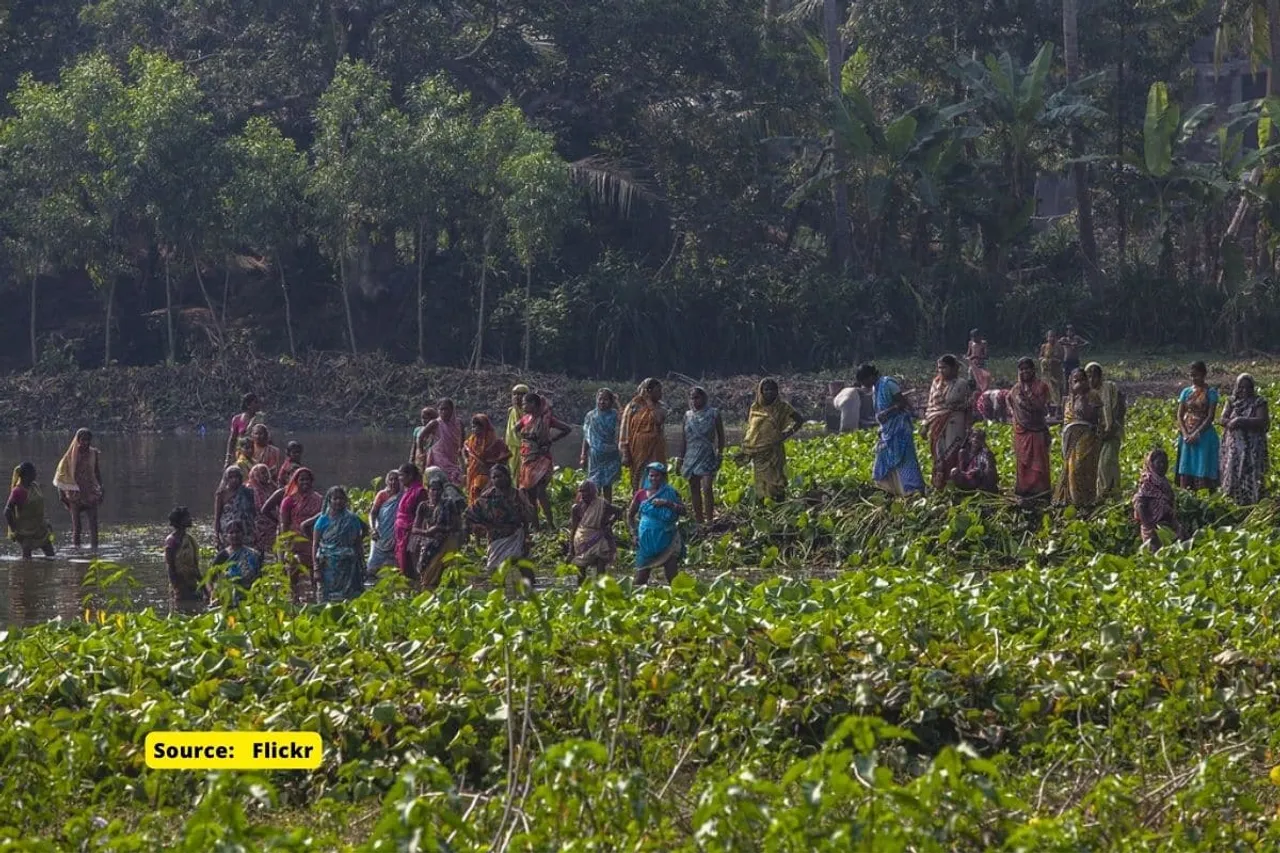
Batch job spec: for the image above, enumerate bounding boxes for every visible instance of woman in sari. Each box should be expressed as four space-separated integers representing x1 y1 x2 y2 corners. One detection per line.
1039 331 1064 411
412 471 466 590
581 388 622 501
308 486 369 603
1219 373 1270 505
1008 358 1053 499
211 520 263 604
857 364 925 496
740 379 803 502
234 437 255 479
410 406 438 470
464 414 511 505
620 379 667 492
279 467 323 591
948 429 998 493
924 355 972 490
366 469 403 576
1175 361 1221 491
678 386 726 523
965 329 991 393
6 463 55 559
53 428 103 549
1054 369 1102 508
466 463 537 593
1087 363 1125 498
394 464 429 582
506 385 529 482
163 506 202 605
250 424 284 478
213 465 256 551
517 392 573 529
569 480 622 585
1133 448 1182 550
247 464 280 555
628 463 687 585
277 441 304 487
225 393 261 467
425 399 466 486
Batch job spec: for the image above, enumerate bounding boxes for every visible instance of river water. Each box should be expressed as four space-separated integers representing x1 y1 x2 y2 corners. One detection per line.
0 426 746 627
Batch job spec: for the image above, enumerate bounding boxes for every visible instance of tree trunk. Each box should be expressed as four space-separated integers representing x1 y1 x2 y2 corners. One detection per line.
471 225 492 370
221 265 230 328
338 241 358 355
1063 0 1101 296
1115 48 1127 260
278 252 297 358
417 220 426 363
29 273 38 368
104 277 116 367
189 242 224 351
164 253 176 365
823 0 854 269
522 263 533 371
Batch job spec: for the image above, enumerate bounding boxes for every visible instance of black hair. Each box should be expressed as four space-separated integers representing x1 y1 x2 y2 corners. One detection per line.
168 506 190 528
399 463 421 482
525 392 543 408
1191 360 1208 374
938 354 960 369
855 363 878 384
287 441 303 452
242 393 257 409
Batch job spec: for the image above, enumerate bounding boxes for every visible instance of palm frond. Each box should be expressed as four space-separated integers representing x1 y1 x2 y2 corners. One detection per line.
781 0 823 26
568 156 662 219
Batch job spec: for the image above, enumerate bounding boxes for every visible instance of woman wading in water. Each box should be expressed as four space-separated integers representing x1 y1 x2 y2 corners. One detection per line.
6 463 55 559
53 428 103 549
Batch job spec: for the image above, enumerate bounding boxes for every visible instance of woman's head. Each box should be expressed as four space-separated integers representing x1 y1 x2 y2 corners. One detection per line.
1017 357 1036 383
576 480 598 504
1146 448 1169 478
286 441 303 461
1085 362 1103 387
472 413 491 432
1046 330 1057 343
237 437 253 456
1069 368 1087 391
523 392 543 414
758 379 779 405
420 406 437 425
251 423 270 445
399 463 422 485
968 429 987 452
969 328 980 341
291 467 314 493
222 466 244 489
14 461 36 485
225 519 246 547
249 464 272 488
1190 361 1208 384
75 428 92 448
640 378 662 403
491 463 513 490
169 506 191 529
426 472 446 499
645 461 668 488
937 355 960 380
241 393 258 412
1235 373 1256 398
325 486 348 514
597 388 616 410
690 386 708 410
438 398 455 420
855 363 878 388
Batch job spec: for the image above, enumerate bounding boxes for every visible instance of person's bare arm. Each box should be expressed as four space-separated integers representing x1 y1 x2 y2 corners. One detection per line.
261 488 285 518
164 537 180 586
226 428 237 466
5 494 20 536
94 452 103 501
784 409 803 440
311 528 321 575
213 495 225 546
1176 400 1190 441
368 492 386 540
715 412 726 454
549 416 572 442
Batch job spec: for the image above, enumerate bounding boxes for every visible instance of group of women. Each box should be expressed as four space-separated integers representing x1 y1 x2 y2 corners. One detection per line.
864 354 1271 550
6 428 102 559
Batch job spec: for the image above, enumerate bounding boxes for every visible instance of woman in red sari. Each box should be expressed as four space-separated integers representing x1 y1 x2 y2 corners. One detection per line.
1008 357 1052 499
464 413 511 505
279 467 322 592
517 393 572 529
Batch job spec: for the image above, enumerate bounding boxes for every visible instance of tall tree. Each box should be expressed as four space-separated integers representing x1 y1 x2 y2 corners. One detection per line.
1063 0 1102 296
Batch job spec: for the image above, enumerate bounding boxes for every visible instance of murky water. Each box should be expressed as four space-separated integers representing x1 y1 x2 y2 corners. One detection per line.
1 425 743 626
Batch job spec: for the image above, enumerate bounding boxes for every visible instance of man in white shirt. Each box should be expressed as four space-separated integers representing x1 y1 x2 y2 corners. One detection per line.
829 381 876 432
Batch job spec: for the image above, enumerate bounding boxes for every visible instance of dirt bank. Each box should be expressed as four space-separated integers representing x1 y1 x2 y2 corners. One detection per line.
0 351 1262 433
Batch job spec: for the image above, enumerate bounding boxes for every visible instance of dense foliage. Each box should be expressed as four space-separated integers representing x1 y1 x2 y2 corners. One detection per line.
6 398 1280 847
3 0 1280 375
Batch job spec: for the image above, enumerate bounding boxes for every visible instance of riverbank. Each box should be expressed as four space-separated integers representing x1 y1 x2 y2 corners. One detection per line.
0 349 1275 432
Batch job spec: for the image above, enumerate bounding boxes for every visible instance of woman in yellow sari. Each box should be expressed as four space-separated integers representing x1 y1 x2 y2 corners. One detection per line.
924 355 972 490
619 378 667 492
740 379 803 501
53 428 103 549
1054 368 1102 508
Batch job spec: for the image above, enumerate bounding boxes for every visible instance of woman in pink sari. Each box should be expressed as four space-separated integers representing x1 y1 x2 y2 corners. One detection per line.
425 399 465 486
394 463 429 582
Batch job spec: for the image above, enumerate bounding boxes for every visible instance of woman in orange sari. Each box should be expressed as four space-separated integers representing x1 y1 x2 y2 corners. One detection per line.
517 393 572 529
619 378 667 492
464 413 511 504
279 467 323 593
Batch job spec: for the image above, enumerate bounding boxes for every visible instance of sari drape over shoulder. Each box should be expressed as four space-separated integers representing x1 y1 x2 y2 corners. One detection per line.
683 406 721 478
620 395 666 490
465 417 511 504
583 408 622 488
517 408 556 490
427 415 465 486
1133 453 1180 548
1176 386 1220 489
1054 390 1101 507
314 507 367 602
572 495 617 568
1095 377 1124 498
635 483 684 569
1220 394 1268 505
367 490 402 571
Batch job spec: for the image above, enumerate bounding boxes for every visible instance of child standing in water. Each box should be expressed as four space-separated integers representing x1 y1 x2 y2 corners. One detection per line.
163 506 204 604
6 462 55 559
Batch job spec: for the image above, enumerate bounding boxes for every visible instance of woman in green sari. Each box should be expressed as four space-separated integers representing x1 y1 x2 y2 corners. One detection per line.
740 379 803 502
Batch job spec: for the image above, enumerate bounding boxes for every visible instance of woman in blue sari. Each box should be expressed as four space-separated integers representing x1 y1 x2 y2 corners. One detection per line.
580 388 622 501
627 462 686 585
857 363 925 496
366 469 402 576
308 486 370 603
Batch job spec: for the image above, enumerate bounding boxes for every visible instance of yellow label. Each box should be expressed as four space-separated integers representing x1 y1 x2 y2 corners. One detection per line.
144 732 322 770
